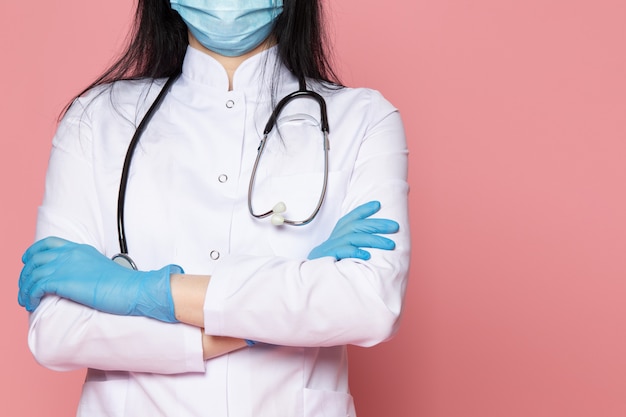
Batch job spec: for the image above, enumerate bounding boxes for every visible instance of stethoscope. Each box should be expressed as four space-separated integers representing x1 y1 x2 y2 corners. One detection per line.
112 73 330 270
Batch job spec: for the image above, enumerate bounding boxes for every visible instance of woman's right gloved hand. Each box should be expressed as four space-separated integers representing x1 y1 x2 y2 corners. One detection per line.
18 237 181 322
308 201 399 261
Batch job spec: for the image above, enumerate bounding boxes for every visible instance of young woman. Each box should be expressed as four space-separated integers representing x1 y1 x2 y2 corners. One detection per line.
18 1 410 415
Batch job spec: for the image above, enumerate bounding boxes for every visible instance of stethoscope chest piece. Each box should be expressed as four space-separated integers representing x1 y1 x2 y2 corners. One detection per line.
112 253 138 270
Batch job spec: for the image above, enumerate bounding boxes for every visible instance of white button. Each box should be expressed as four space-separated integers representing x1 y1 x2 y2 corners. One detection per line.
226 100 235 108
218 174 228 183
210 250 220 260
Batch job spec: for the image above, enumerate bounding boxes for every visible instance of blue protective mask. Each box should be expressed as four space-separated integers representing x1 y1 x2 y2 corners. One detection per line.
170 0 284 57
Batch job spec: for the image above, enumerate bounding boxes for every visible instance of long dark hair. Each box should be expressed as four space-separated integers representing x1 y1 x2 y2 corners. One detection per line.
72 0 341 103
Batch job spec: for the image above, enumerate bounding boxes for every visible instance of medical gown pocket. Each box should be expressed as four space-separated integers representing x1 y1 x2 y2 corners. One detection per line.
77 369 129 417
250 112 331 220
252 114 340 221
303 388 356 417
250 112 352 257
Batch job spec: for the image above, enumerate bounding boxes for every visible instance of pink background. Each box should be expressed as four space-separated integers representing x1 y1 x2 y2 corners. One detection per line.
2 0 625 416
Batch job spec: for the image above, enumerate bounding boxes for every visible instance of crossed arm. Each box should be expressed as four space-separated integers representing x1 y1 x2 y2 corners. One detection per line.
19 202 399 360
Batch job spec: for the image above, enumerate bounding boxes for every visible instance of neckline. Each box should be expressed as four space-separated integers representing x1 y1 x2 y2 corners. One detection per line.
181 44 288 93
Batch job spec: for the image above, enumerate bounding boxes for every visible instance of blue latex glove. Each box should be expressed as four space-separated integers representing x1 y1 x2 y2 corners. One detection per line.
308 201 399 261
18 237 181 322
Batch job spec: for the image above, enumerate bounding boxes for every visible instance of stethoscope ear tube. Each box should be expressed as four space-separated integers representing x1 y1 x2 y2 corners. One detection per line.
115 74 180 264
250 85 330 226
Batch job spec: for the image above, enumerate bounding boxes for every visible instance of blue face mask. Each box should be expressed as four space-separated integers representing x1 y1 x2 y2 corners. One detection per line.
170 0 284 57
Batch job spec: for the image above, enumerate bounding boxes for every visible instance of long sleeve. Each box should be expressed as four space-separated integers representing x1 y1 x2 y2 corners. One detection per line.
203 90 411 347
28 94 205 374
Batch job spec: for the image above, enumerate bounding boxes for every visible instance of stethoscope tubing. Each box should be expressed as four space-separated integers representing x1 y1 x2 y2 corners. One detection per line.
114 74 330 267
262 89 329 135
116 74 180 257
248 87 330 226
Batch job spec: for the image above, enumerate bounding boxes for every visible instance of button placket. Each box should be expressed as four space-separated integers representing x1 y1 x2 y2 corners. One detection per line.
208 93 240 264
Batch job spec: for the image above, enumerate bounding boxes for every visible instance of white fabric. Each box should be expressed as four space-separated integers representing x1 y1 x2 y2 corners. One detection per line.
28 45 410 417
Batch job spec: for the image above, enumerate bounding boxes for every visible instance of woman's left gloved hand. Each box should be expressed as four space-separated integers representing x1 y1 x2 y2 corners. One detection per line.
18 237 181 322
308 201 399 261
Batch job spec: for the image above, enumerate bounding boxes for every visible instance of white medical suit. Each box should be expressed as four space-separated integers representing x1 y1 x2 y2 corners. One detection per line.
28 46 410 417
